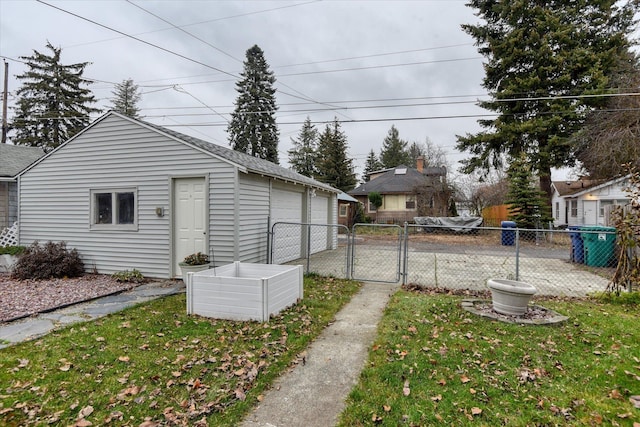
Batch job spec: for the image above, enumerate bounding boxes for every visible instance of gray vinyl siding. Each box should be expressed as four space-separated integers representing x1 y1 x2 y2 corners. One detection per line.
19 114 237 278
237 174 270 263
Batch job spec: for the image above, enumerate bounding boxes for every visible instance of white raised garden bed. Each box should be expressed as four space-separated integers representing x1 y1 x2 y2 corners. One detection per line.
186 262 303 322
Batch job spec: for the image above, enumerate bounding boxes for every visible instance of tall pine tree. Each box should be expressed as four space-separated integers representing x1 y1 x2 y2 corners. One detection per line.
110 78 141 119
11 42 100 150
379 125 410 168
316 118 356 192
457 0 637 202
362 149 383 182
288 116 318 177
227 45 279 164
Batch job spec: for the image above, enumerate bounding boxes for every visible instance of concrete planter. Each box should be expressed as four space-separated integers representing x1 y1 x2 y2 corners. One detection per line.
0 254 18 273
487 278 536 316
186 262 303 322
179 263 210 277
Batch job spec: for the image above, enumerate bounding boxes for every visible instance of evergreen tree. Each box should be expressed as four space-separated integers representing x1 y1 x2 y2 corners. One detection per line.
456 0 637 202
407 142 425 168
227 45 279 164
288 116 318 177
110 78 141 119
316 118 357 192
379 125 410 168
505 154 551 230
11 41 100 150
362 149 382 182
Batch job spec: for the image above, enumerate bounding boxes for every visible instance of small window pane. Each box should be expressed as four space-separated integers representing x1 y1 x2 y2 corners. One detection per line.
96 193 112 224
117 192 135 224
339 204 348 217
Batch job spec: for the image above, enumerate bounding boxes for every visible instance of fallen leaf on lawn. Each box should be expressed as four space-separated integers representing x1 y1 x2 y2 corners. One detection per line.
438 378 447 386
407 326 417 334
138 421 158 427
118 356 130 363
435 414 443 421
609 389 623 400
235 388 246 401
431 394 442 402
74 419 92 427
257 394 264 402
460 375 470 383
78 405 94 418
59 358 72 371
383 405 391 412
95 337 105 342
469 388 476 395
403 380 410 396
371 413 382 423
17 359 29 368
630 396 640 408
171 371 182 377
471 407 482 416
120 321 131 328
618 412 632 418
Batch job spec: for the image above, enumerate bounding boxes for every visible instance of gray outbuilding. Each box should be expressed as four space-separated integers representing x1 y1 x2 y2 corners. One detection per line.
17 111 338 278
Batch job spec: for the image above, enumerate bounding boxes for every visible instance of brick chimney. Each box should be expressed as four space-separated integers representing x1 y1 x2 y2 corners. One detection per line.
416 156 424 173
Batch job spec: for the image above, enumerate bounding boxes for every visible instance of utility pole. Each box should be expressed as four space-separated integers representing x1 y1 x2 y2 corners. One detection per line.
1 60 8 144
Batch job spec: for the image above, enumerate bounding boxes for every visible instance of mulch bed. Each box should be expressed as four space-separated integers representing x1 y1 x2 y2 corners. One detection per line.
0 273 140 323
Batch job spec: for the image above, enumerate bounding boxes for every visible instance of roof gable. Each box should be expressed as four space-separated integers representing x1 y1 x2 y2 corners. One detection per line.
20 111 338 193
552 176 629 198
0 144 45 178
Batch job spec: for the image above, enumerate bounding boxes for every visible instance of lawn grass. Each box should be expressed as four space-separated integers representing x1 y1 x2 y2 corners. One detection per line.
0 275 361 426
338 289 640 426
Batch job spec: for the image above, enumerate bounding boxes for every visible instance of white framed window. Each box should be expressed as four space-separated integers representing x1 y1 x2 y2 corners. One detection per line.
555 202 559 219
570 200 578 217
599 200 614 217
91 188 137 230
339 204 348 217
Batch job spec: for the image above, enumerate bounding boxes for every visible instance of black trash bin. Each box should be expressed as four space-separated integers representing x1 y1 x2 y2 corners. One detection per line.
501 221 516 246
568 226 584 263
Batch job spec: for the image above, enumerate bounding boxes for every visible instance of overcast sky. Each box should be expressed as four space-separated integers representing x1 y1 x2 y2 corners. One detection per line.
0 0 563 181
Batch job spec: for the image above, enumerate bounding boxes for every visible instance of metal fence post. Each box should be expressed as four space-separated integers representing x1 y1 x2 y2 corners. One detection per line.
403 222 408 285
306 224 311 274
515 228 520 280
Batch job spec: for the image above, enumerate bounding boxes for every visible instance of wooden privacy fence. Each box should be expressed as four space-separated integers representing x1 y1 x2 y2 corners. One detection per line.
482 204 510 227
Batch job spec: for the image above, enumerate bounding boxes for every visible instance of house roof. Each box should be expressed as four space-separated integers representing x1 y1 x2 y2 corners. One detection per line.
0 144 45 179
552 176 629 198
348 165 441 196
21 111 339 194
338 192 358 203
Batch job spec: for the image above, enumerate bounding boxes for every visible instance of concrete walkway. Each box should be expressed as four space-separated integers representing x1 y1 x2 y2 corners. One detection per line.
0 280 185 349
241 281 400 427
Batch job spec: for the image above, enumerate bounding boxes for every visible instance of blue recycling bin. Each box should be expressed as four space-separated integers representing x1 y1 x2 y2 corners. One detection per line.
501 221 516 246
568 226 584 263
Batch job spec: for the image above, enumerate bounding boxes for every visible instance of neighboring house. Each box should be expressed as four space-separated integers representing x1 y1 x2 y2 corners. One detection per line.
337 192 359 229
0 144 45 229
551 176 629 227
17 111 339 278
348 158 448 223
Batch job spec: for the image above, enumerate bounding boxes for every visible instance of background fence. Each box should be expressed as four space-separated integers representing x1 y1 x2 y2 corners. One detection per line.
271 223 623 297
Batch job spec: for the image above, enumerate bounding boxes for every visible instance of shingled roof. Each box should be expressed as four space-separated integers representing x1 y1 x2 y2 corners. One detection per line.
0 144 45 179
136 114 338 193
348 165 445 196
552 179 607 197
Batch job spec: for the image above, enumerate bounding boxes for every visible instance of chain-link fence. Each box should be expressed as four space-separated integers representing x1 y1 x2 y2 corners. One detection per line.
270 222 349 278
270 222 621 297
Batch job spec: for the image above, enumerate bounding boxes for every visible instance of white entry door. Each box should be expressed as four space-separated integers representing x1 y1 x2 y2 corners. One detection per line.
173 177 207 277
583 200 597 225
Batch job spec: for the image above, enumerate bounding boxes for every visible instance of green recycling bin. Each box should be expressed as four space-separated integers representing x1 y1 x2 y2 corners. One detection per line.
581 226 616 267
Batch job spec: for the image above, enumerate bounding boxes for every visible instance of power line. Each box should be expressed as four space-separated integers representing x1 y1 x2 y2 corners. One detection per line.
36 0 240 79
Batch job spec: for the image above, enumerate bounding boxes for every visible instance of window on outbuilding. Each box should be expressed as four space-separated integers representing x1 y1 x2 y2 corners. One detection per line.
405 196 416 210
91 188 137 230
339 204 348 217
570 200 578 217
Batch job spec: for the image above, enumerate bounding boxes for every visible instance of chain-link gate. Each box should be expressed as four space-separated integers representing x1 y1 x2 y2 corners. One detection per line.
350 223 404 283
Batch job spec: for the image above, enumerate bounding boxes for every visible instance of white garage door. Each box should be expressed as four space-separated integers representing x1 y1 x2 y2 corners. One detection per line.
271 188 303 263
310 194 329 254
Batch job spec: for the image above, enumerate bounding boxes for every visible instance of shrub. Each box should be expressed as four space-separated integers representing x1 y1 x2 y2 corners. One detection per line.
111 269 145 283
181 252 209 265
11 241 84 280
0 245 26 256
